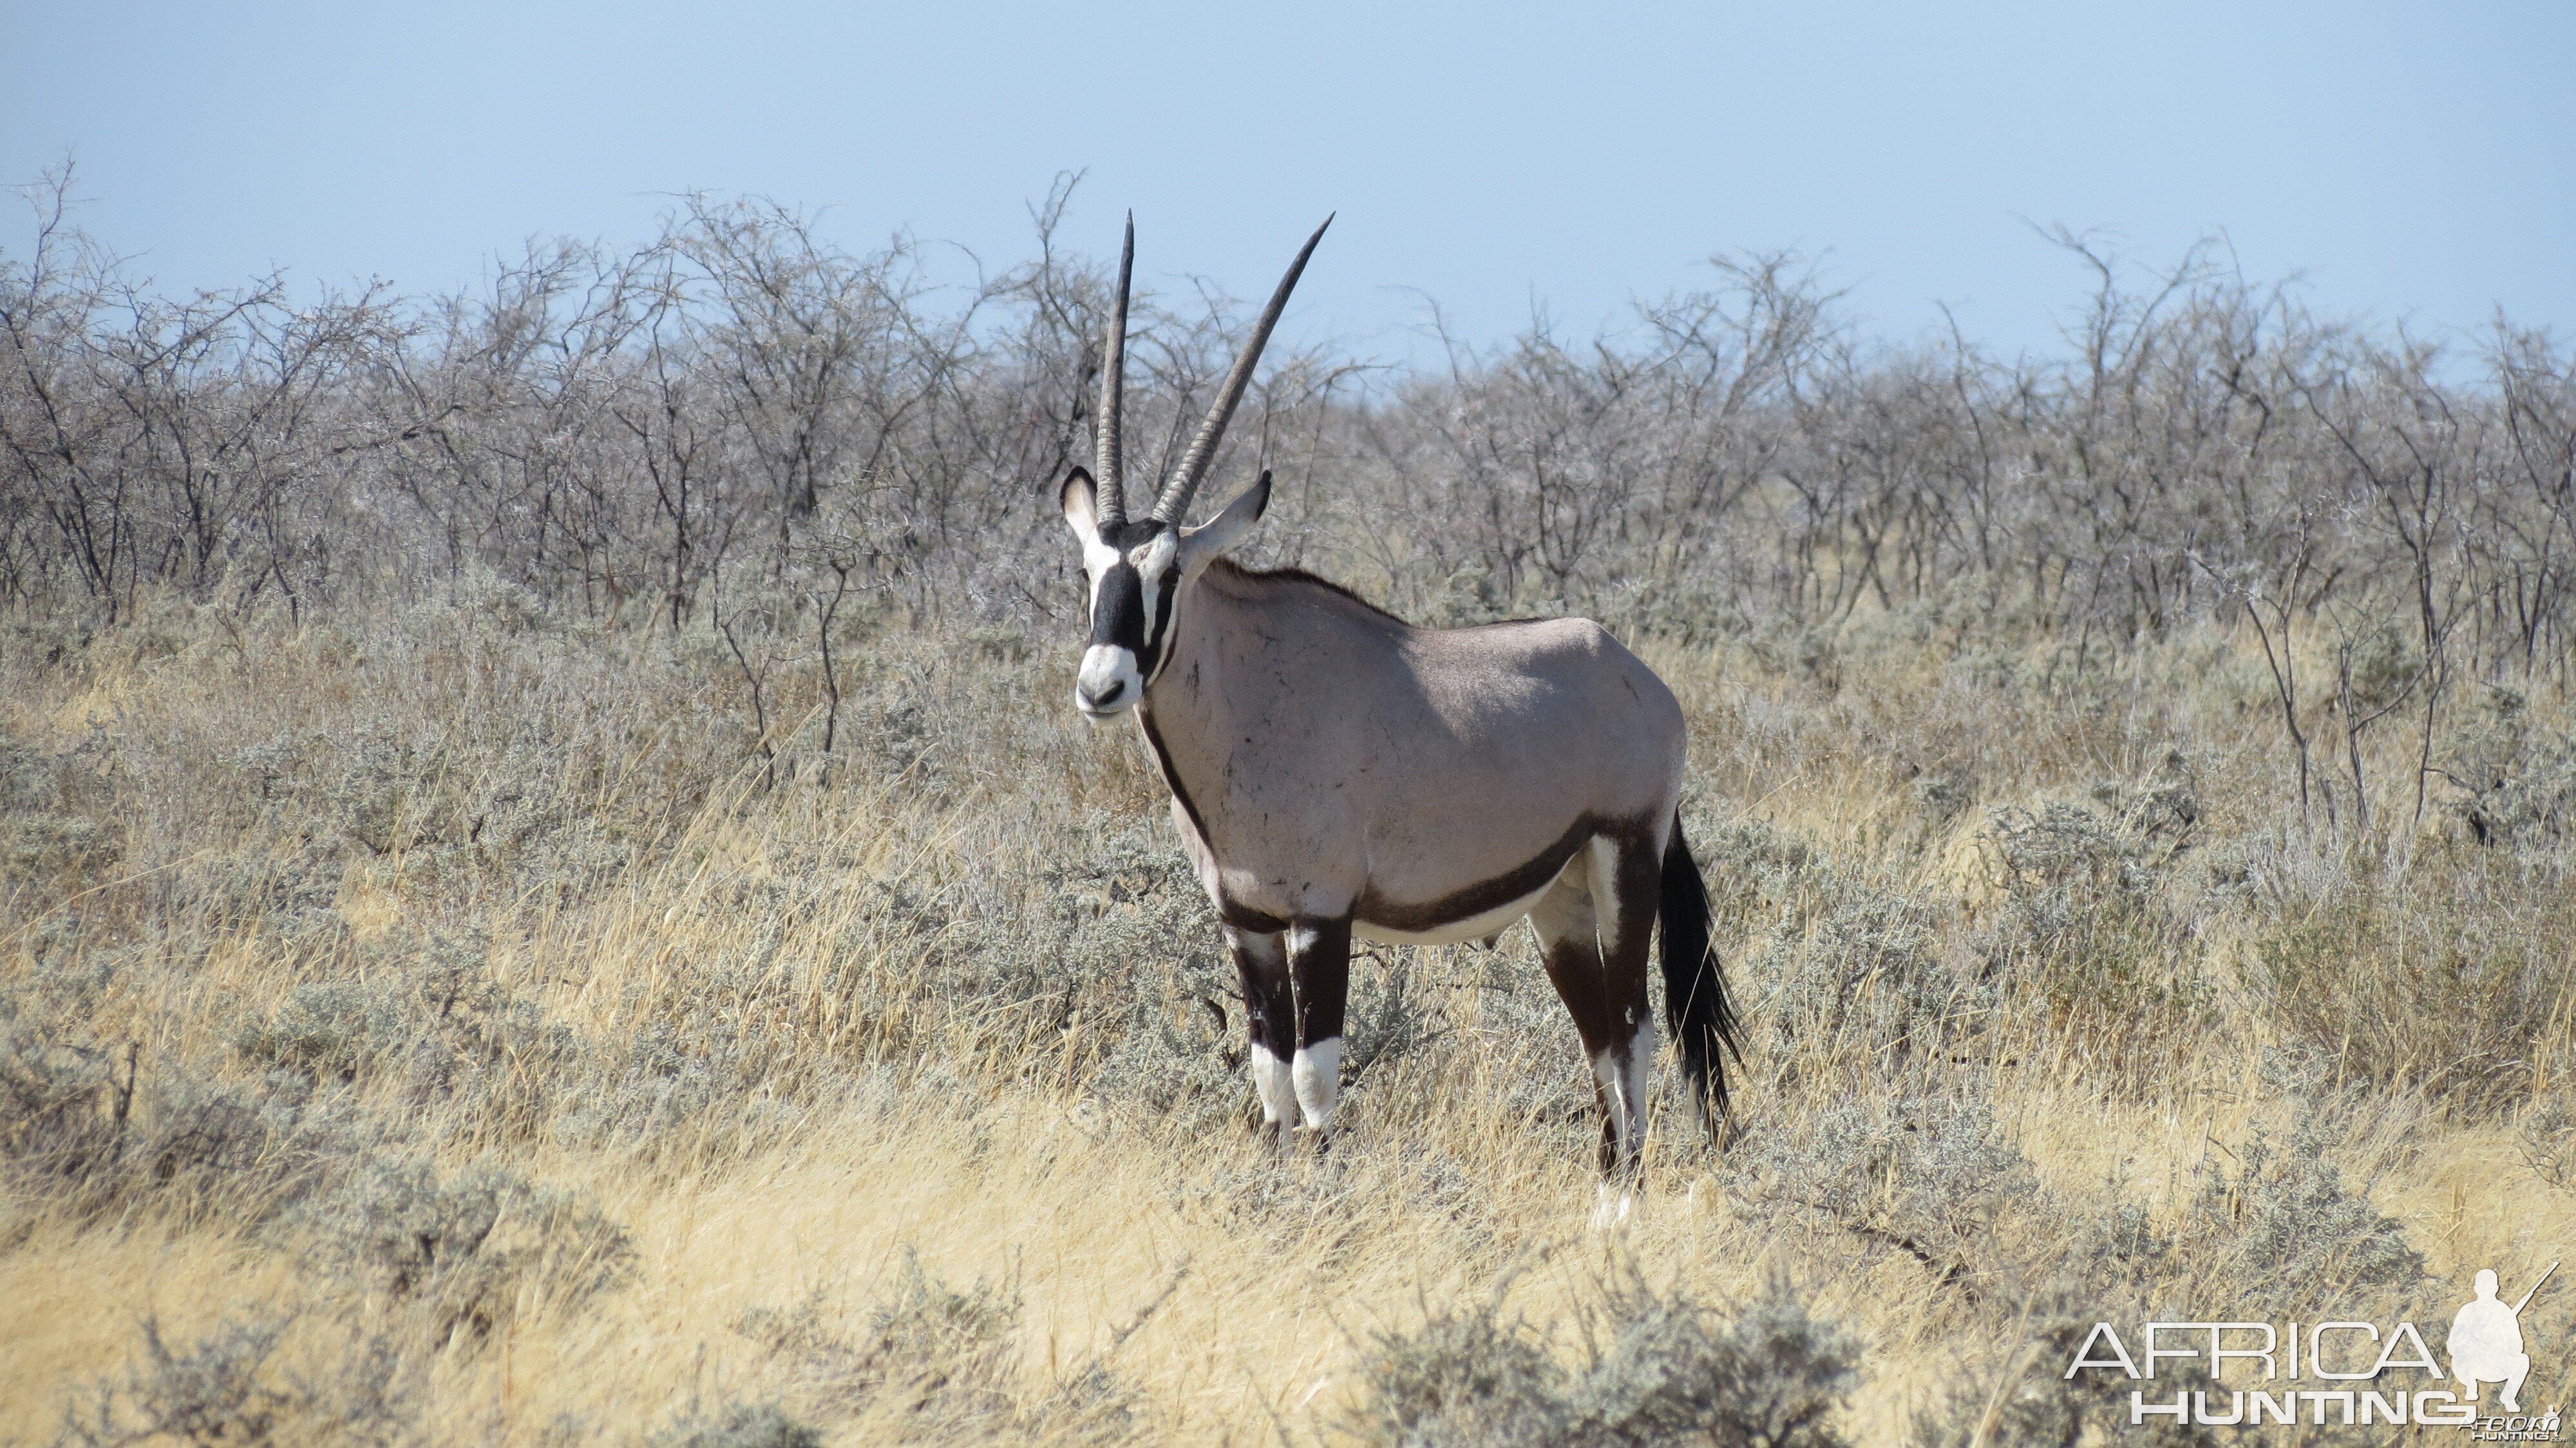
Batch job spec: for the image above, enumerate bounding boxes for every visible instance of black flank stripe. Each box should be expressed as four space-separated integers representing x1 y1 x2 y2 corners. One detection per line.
1144 575 1177 676
1137 707 1212 849
1356 814 1643 935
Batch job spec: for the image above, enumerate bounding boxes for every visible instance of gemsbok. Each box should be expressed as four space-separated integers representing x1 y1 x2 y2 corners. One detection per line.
1058 218 1738 1202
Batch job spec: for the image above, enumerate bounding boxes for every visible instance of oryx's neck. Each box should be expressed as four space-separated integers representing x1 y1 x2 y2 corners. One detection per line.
1132 560 1397 855
1132 570 1253 846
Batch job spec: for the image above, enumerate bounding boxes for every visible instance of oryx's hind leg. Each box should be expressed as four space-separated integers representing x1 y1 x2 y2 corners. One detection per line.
1529 834 1658 1188
1589 830 1662 1172
1225 925 1297 1148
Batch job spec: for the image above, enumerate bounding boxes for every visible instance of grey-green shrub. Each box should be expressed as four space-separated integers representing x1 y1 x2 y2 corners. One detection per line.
1339 1275 1859 1448
295 1159 636 1344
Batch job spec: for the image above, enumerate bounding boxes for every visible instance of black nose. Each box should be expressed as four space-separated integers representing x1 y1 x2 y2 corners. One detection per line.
1079 678 1126 710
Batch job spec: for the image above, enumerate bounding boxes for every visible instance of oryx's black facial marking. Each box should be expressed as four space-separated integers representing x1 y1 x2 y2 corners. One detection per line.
1074 520 1180 718
1090 560 1147 657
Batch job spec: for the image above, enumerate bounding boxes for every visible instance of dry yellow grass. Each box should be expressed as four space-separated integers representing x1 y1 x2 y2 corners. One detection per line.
4 595 2573 1445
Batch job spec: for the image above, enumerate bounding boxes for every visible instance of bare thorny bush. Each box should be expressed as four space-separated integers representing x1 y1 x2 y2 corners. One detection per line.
5 166 2576 1443
8 166 2573 702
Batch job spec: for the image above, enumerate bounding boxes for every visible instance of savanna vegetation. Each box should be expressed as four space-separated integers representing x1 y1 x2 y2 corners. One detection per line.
5 167 2575 1443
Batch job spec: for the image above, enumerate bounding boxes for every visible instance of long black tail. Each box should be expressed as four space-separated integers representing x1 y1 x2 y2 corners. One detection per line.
1659 815 1739 1132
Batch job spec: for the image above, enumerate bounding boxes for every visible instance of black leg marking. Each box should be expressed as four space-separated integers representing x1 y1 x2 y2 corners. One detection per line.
1530 866 1620 1175
1531 836 1660 1185
1287 916 1352 1139
1225 926 1296 1143
1597 834 1662 1173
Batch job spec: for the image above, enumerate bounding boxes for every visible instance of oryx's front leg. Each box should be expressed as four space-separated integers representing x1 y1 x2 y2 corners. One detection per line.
1286 917 1352 1145
1224 926 1298 1148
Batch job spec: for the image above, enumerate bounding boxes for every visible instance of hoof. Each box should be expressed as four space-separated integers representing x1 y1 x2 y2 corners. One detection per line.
1590 1184 1634 1231
1291 1124 1336 1157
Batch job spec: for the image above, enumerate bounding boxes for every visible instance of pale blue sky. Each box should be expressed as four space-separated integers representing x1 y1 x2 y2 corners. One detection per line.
6 1 2570 363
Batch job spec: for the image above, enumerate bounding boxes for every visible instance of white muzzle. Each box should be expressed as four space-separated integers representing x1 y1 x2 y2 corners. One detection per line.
1075 644 1143 717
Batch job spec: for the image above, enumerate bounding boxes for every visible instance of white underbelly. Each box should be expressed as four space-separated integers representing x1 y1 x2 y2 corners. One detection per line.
1352 875 1560 946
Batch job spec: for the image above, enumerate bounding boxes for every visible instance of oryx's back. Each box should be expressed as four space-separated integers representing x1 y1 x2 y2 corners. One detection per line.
1368 613 1684 917
1159 563 1686 933
1393 614 1683 816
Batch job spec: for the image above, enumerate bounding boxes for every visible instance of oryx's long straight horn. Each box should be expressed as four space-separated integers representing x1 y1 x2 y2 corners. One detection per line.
1094 214 1136 526
1151 215 1332 524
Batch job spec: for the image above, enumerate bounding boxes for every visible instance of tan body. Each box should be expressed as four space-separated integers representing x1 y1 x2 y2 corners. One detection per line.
1142 562 1685 941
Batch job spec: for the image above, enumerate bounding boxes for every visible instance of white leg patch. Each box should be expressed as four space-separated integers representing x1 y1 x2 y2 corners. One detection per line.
1589 1047 1622 1103
1292 1038 1341 1131
1591 1023 1657 1166
1591 1181 1635 1231
1249 1044 1296 1125
1618 1022 1654 1150
1589 1049 1633 1165
1587 835 1625 954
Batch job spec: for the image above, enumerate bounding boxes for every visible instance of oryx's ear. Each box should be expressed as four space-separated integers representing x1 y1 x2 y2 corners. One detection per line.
1178 471 1271 571
1061 467 1103 546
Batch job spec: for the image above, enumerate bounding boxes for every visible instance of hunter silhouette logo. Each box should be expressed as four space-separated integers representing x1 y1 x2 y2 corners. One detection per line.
2454 1262 2555 1414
